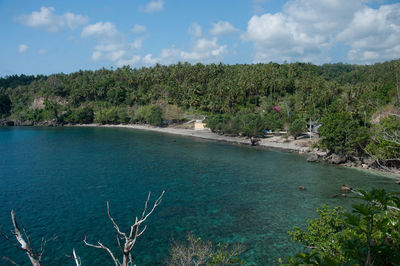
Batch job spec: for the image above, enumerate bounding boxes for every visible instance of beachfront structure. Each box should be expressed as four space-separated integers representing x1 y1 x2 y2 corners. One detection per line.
194 120 206 130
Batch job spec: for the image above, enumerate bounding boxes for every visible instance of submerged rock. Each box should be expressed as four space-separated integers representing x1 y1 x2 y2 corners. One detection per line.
341 185 352 193
299 186 306 191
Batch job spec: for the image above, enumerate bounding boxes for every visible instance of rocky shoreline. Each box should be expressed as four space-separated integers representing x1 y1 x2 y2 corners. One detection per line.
0 119 62 127
1 119 399 178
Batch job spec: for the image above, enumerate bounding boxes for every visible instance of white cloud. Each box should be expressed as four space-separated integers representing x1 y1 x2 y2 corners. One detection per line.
131 24 147 34
90 41 126 62
142 54 157 65
91 49 126 62
337 4 400 62
81 22 118 38
37 49 47 55
91 51 102 61
252 0 269 13
130 38 145 49
283 0 365 34
117 55 141 67
18 44 29 53
140 0 164 13
82 21 144 64
245 12 329 63
244 0 400 63
188 22 202 38
18 6 88 32
210 21 238 35
142 37 227 65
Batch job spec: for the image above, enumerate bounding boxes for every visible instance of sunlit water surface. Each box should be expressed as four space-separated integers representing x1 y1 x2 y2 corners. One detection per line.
0 127 398 265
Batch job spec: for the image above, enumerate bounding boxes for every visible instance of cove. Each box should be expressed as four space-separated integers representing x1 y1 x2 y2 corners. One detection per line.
0 127 398 265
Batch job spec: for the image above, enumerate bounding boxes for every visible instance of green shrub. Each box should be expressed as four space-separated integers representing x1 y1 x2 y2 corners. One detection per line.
281 189 400 265
289 118 306 140
133 105 163 126
319 112 369 154
0 93 12 117
94 107 119 124
67 106 94 124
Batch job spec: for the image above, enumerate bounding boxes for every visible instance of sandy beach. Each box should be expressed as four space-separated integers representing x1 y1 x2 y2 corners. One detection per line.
77 123 314 153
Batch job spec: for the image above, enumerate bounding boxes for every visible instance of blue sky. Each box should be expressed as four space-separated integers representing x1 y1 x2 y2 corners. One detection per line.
1 0 400 75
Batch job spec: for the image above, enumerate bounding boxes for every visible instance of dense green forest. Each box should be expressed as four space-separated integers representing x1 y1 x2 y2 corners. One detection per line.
0 60 399 165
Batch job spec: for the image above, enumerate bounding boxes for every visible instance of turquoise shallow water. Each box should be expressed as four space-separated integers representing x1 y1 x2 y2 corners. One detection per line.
0 127 398 265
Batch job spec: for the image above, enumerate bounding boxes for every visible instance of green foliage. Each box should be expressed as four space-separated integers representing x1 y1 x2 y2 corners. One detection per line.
342 189 400 265
282 189 400 265
319 111 369 154
62 106 94 124
289 206 349 262
263 111 283 131
94 106 127 124
0 93 12 117
133 105 163 125
206 111 267 137
22 108 44 122
289 118 306 139
42 99 58 120
0 74 43 89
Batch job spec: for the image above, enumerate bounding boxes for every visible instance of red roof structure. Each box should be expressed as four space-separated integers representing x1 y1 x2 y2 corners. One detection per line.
272 106 281 113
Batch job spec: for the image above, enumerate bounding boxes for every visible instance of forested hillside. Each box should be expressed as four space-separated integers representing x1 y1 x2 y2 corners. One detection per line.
0 60 399 165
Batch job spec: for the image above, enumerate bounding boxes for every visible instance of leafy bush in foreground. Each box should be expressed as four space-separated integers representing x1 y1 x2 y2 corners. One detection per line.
280 189 400 265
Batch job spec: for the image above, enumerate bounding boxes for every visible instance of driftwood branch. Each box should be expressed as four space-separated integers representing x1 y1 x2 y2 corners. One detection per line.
84 191 165 266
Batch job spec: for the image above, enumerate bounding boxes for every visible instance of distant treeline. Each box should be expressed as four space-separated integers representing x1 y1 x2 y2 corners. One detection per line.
0 74 45 89
0 61 399 162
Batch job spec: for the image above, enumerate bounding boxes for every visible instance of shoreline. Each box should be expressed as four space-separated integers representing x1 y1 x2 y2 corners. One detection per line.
74 123 312 153
75 123 400 179
3 122 399 179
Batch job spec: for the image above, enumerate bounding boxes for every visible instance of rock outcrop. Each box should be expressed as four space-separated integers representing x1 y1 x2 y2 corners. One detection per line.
341 185 352 193
329 154 347 164
0 119 14 126
307 154 319 162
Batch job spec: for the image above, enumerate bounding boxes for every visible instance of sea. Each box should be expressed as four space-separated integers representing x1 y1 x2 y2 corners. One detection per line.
0 127 398 265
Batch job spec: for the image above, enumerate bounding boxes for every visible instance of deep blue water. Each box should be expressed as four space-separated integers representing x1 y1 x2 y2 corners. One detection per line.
0 127 398 265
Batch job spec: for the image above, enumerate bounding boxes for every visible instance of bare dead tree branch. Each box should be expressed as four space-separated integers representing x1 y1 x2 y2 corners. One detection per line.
351 189 400 212
83 236 119 266
84 191 165 266
72 249 81 266
363 145 400 175
66 249 81 266
1 256 19 266
0 210 45 266
169 232 245 266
